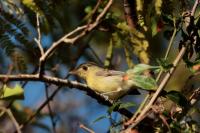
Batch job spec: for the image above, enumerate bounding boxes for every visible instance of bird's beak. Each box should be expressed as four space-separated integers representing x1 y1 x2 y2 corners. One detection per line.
68 70 77 75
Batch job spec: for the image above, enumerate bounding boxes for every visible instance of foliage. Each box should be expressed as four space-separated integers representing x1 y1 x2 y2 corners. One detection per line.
0 84 24 100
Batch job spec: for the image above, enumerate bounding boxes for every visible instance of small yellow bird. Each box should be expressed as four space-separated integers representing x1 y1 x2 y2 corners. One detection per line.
69 62 139 100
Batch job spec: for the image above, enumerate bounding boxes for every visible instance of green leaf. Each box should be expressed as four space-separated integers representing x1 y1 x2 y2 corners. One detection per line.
129 75 157 91
84 6 92 13
126 64 160 75
107 101 121 114
157 58 173 71
92 115 108 124
166 91 189 108
119 102 136 109
151 17 158 37
0 84 24 100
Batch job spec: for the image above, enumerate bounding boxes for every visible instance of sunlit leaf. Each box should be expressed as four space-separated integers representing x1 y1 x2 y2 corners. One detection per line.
126 64 160 75
22 0 43 15
0 84 24 100
116 22 130 33
151 17 158 36
129 75 157 91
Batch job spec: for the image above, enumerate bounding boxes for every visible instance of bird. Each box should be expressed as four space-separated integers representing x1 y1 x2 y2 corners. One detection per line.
69 62 139 100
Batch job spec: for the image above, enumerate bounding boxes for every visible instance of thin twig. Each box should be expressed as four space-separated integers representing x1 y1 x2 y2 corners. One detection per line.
34 13 44 56
18 87 61 130
157 19 178 82
88 0 113 30
34 13 45 77
79 123 95 133
40 0 113 62
45 84 56 133
40 25 87 61
130 93 150 121
85 0 102 24
189 87 200 105
36 0 113 81
164 23 177 59
0 107 21 133
191 0 200 16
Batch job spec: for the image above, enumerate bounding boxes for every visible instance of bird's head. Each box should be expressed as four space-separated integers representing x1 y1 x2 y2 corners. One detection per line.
69 62 100 80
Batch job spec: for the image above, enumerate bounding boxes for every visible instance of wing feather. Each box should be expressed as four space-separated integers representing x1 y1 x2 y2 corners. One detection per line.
95 70 125 76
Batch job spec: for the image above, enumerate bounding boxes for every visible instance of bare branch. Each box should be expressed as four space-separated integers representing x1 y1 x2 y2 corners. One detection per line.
0 107 21 133
34 13 44 56
40 0 113 62
0 73 133 130
45 84 56 133
40 25 87 62
191 0 200 16
79 123 95 133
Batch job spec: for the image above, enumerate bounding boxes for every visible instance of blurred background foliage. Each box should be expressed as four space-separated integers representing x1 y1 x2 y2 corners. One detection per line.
0 0 200 133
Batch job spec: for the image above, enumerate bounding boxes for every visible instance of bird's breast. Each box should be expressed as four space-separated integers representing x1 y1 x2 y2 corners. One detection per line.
87 75 122 92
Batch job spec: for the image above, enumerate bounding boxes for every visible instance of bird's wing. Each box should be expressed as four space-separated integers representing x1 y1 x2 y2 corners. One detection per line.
95 70 125 77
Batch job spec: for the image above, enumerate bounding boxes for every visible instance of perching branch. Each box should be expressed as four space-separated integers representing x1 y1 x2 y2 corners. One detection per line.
0 74 133 120
45 84 56 133
79 123 95 133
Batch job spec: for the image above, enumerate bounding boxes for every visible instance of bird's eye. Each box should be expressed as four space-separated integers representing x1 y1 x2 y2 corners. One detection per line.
82 66 88 71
